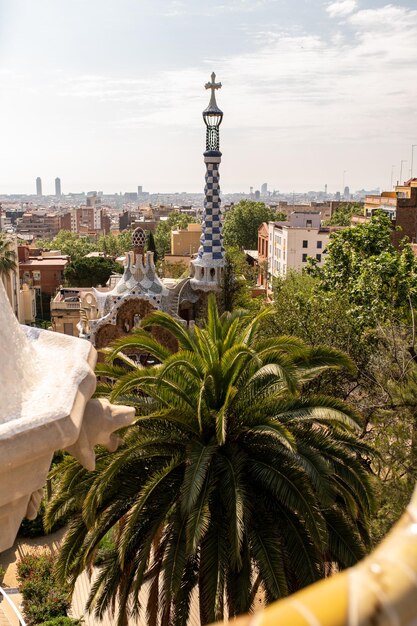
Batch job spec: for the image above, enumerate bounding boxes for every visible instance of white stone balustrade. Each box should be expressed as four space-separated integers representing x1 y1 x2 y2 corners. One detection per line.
0 281 135 552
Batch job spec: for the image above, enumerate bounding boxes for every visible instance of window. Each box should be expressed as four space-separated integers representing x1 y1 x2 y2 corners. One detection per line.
302 240 308 248
317 240 322 249
302 254 308 262
64 323 74 336
316 253 322 262
306 220 312 228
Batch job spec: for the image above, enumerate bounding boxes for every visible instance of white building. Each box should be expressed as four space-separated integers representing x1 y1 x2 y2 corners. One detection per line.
268 212 331 278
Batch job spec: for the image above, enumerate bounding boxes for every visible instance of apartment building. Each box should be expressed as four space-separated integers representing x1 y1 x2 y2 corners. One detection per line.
17 211 61 240
267 212 331 279
18 246 68 296
60 205 111 237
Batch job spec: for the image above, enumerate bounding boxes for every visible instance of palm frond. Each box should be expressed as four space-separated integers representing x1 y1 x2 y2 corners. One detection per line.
140 310 197 352
104 330 173 363
181 441 217 516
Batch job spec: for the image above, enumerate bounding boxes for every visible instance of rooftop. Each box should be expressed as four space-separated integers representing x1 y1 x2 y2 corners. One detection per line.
19 258 68 267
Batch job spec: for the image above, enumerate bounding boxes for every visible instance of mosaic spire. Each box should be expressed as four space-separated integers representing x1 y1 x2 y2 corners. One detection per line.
191 73 225 291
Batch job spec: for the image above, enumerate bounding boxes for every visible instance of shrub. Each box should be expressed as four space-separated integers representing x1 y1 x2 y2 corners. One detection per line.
39 618 82 626
17 552 70 626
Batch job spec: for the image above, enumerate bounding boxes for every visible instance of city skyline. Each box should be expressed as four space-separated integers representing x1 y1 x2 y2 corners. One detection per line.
1 0 416 194
1 176 378 198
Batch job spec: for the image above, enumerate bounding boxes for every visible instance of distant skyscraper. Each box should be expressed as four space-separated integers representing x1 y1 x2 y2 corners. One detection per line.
138 185 143 194
36 177 42 196
55 177 62 197
261 182 268 195
344 186 350 200
325 184 328 196
255 190 260 200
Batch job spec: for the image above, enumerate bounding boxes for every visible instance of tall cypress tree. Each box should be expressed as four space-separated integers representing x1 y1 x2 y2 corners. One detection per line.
147 230 158 264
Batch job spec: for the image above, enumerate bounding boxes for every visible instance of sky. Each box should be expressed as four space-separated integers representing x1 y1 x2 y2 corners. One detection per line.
0 0 416 195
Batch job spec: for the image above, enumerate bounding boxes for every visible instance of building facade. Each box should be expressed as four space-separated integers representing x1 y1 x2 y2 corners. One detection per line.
1 237 36 323
171 223 202 256
257 222 269 289
19 246 68 295
364 179 417 247
59 205 111 237
267 212 331 279
17 211 61 240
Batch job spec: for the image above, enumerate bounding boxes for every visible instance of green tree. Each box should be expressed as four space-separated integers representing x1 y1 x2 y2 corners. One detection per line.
97 232 132 258
146 230 158 263
37 231 96 261
17 552 71 625
64 257 123 287
311 212 417 329
154 212 197 259
46 298 374 626
222 247 259 312
38 231 133 262
0 233 17 275
268 269 417 543
223 201 283 250
324 203 364 226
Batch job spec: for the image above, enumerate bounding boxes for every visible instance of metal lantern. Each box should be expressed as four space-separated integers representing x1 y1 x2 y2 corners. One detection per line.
203 72 223 153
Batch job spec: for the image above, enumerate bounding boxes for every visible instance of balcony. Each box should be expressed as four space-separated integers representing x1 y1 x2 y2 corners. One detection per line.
50 300 81 310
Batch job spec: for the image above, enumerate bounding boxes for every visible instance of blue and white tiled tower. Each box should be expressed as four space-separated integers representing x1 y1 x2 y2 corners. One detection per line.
191 73 225 291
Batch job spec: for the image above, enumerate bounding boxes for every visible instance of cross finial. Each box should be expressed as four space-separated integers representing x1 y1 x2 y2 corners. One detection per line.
205 72 222 109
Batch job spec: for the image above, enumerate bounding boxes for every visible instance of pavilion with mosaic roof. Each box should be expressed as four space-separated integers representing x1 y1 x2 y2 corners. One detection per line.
76 73 226 349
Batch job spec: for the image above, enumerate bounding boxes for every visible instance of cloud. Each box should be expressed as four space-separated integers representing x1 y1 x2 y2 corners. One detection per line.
51 2 417 146
2 1 417 192
326 0 357 18
156 0 273 17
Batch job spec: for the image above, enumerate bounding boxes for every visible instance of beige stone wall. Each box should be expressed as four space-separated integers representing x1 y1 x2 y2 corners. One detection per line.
19 284 36 324
52 310 81 336
171 224 202 255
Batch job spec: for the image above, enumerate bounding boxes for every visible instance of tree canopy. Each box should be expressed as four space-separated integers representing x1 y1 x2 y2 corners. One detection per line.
64 257 123 287
223 201 283 250
268 214 417 542
37 230 132 262
324 203 364 226
46 297 374 626
309 211 417 329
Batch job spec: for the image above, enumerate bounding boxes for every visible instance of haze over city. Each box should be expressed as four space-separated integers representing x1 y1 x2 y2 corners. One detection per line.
1 0 416 194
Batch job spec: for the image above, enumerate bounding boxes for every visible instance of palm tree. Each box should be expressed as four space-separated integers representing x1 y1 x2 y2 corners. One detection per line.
46 297 375 626
0 233 17 276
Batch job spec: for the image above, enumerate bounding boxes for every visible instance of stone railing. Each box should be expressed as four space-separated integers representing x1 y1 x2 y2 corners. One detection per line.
0 280 135 552
50 300 81 310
